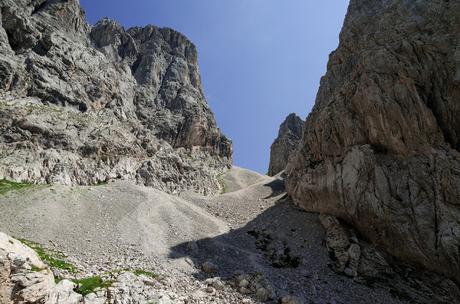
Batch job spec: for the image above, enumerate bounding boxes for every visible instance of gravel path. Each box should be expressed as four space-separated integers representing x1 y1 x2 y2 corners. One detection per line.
0 167 450 303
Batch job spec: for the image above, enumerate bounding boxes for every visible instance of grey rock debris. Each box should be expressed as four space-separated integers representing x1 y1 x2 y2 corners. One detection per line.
319 214 392 279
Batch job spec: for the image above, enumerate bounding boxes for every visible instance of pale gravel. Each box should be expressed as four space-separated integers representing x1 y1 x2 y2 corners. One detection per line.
0 167 412 303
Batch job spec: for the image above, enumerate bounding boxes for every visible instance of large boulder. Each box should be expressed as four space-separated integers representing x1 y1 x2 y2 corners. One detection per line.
268 113 303 176
0 0 231 195
286 0 460 283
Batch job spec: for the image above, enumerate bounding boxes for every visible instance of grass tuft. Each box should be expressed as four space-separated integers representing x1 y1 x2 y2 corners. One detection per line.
0 180 34 195
133 269 158 279
31 265 44 272
73 276 113 296
20 239 77 273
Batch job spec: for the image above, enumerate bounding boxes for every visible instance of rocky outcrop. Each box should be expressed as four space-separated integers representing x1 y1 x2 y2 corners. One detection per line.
318 215 460 303
0 232 179 304
0 232 85 304
286 0 460 283
0 0 231 194
0 232 56 304
319 214 393 279
268 114 303 176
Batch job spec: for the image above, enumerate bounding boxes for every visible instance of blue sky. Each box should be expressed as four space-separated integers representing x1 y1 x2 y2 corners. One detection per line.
80 0 349 173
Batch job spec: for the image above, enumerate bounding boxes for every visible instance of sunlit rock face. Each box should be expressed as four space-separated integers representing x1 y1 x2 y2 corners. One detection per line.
286 0 460 283
0 0 232 195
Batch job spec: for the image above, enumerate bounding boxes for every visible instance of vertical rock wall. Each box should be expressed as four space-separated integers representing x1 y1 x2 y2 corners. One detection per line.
0 0 232 194
286 0 460 283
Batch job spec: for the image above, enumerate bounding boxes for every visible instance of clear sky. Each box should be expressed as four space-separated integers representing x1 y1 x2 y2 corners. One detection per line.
80 0 349 174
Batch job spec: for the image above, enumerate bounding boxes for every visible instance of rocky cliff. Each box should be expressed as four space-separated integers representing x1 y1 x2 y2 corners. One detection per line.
268 113 303 176
0 0 232 194
286 0 460 283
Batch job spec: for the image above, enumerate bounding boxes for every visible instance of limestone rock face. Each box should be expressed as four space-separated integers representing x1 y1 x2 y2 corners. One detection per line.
286 0 460 283
268 113 303 176
0 232 56 304
0 0 231 194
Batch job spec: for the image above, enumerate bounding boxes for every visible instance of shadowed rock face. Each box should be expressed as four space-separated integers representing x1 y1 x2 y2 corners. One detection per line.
286 0 460 283
0 0 232 194
268 113 303 176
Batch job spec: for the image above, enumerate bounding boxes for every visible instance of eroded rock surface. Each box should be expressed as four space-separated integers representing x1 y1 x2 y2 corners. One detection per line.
0 0 231 194
318 215 460 303
0 232 187 304
286 0 460 283
268 114 303 176
0 232 55 304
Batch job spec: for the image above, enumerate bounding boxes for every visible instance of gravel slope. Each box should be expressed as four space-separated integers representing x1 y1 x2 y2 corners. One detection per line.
0 167 457 303
218 166 267 193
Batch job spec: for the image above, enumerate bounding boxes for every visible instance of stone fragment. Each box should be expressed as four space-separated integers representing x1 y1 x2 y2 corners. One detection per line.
201 261 218 273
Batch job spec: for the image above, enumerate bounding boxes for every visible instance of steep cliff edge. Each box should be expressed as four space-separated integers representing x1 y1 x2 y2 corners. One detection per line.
286 0 460 283
0 0 231 194
268 113 303 176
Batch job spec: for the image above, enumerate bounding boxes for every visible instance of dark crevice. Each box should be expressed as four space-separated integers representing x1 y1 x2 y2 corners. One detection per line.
32 38 51 56
432 158 440 254
5 31 20 52
130 54 142 76
78 103 88 113
26 87 89 113
309 159 323 170
172 121 185 149
31 0 50 15
415 78 459 152
371 143 389 154
1 8 37 54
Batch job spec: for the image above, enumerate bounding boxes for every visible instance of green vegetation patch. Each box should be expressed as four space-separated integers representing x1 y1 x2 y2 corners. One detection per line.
0 180 35 195
20 239 77 273
55 276 63 284
31 265 44 272
133 269 158 279
73 276 113 296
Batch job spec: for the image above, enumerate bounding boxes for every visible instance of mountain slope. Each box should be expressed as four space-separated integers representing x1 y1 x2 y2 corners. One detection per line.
0 0 231 194
1 168 458 303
